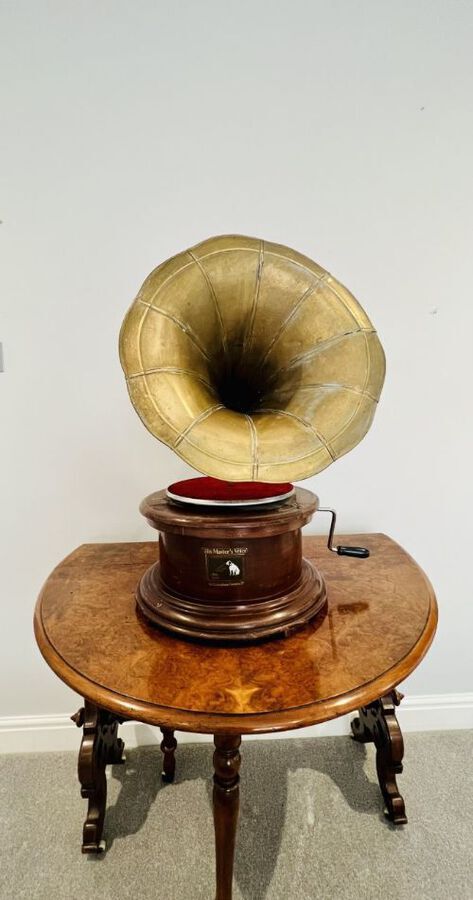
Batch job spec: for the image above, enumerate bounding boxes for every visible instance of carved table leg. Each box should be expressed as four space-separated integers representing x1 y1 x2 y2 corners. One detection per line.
160 727 177 783
71 700 125 853
351 689 407 825
213 734 241 900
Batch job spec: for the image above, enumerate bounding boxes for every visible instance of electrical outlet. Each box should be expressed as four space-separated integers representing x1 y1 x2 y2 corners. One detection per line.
0 343 3 372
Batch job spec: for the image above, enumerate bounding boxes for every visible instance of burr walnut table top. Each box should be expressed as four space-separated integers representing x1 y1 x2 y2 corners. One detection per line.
34 534 437 735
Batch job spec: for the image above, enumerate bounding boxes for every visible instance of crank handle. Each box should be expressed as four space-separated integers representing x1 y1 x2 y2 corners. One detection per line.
318 508 370 559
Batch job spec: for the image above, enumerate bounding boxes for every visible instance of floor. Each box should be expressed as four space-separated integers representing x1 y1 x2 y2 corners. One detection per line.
0 731 471 900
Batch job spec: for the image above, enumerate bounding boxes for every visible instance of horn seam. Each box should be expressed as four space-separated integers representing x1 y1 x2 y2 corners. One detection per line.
245 415 259 479
136 300 212 363
326 330 374 445
144 259 194 307
134 300 221 455
156 404 331 468
173 404 224 449
140 247 325 311
131 305 331 469
126 367 217 394
265 329 376 386
258 274 328 367
285 328 376 369
255 408 335 461
325 279 370 331
187 250 228 356
242 240 264 355
173 436 331 467
124 380 180 441
134 299 184 447
275 383 379 403
197 246 326 281
128 377 370 470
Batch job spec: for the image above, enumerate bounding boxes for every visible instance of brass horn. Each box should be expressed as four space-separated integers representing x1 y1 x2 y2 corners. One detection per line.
119 234 385 482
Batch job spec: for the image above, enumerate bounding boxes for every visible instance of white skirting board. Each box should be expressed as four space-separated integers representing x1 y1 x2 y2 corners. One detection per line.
1 693 472 754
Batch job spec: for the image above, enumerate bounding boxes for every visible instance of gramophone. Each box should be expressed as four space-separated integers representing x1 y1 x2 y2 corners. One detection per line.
119 235 385 641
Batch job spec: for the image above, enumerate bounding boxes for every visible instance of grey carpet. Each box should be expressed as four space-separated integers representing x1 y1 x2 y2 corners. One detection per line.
0 731 471 900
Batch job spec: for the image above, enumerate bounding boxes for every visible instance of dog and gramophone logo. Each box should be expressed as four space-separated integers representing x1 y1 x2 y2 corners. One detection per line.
204 546 247 585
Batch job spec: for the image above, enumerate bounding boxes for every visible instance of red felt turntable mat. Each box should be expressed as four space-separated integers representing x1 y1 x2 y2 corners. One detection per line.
166 476 295 506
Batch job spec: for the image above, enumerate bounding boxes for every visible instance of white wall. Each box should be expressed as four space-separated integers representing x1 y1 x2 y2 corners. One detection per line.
1 1 472 724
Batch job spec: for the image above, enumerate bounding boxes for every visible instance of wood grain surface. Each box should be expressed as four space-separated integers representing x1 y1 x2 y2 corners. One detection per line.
140 486 318 537
137 488 326 641
34 535 437 734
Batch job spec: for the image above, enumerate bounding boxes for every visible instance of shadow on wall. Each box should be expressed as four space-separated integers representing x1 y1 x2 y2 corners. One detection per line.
100 735 385 900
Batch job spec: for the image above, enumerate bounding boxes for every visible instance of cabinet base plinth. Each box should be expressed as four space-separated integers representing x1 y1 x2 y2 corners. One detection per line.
137 559 327 643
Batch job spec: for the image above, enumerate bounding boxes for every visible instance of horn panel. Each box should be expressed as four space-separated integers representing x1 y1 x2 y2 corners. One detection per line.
120 235 385 482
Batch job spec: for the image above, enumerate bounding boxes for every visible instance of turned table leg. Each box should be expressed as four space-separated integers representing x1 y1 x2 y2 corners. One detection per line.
71 700 125 853
160 727 177 783
213 734 241 900
351 689 407 825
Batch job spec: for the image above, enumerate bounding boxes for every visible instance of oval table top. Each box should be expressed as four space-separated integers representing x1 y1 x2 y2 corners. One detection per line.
34 535 437 735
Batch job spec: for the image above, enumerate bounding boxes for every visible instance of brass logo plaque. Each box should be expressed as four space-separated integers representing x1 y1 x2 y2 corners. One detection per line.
204 547 247 585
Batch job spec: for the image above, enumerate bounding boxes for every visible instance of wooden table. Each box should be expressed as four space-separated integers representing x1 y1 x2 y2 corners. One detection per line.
34 534 437 900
